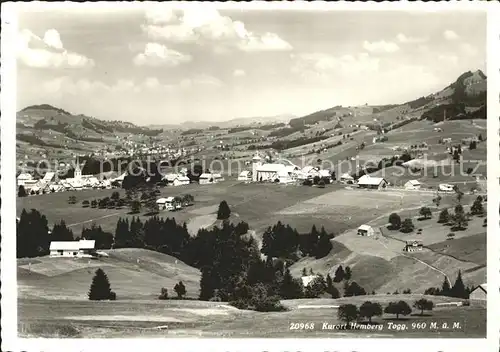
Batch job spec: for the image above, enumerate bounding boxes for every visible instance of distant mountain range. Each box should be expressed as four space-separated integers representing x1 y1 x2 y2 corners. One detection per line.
148 114 296 130
17 69 485 150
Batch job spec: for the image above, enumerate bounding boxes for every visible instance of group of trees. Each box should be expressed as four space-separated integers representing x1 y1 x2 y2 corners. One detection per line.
158 281 187 300
337 298 434 325
261 223 334 261
388 213 415 233
389 194 485 234
424 271 473 299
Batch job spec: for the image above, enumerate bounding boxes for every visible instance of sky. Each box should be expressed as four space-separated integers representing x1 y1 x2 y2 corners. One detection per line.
16 5 486 125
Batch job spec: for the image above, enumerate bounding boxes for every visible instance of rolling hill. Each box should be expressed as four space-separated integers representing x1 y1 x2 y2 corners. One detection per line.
17 248 201 300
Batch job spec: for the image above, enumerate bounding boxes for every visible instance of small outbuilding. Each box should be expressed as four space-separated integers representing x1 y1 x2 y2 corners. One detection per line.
404 180 422 190
469 283 486 307
357 224 374 237
238 170 252 182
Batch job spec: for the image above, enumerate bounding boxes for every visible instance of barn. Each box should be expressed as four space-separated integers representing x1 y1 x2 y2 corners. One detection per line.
357 175 387 190
49 240 96 258
469 283 486 307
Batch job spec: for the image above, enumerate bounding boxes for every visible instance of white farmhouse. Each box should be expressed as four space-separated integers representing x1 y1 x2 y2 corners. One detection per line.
49 240 96 258
357 175 388 190
404 180 422 190
156 197 174 210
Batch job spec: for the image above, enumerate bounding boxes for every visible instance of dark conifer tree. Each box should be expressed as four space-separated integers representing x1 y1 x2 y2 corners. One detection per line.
88 268 115 300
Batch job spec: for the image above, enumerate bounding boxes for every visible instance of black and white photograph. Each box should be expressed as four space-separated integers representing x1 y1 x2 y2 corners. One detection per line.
1 1 499 350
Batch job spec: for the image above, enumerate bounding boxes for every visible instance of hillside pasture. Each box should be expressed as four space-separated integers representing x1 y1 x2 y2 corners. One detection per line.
18 249 201 301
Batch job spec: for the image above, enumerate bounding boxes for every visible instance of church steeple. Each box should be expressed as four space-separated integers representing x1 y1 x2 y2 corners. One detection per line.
74 157 82 179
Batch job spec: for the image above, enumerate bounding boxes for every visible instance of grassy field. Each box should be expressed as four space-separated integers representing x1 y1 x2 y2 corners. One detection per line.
18 294 485 338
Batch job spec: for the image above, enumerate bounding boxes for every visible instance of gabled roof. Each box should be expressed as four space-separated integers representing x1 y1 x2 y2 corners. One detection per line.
357 175 386 186
406 180 421 185
239 170 251 176
340 173 354 180
50 241 81 251
199 173 213 178
79 240 95 249
358 224 373 231
174 176 190 182
256 163 286 172
472 283 487 293
49 240 95 251
17 173 33 180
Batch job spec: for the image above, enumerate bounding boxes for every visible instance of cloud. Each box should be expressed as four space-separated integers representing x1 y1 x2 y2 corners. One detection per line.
437 54 459 65
291 52 380 82
17 29 95 69
141 7 292 52
133 42 192 67
460 43 478 56
396 33 426 44
362 40 400 53
444 30 459 41
233 69 246 77
180 74 223 88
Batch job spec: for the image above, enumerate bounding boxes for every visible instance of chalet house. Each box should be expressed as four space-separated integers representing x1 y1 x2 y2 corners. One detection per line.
357 224 374 237
469 284 486 307
199 173 214 185
238 170 252 182
404 180 422 190
17 173 33 187
403 240 423 252
156 197 175 210
340 173 354 184
173 175 190 187
357 175 387 190
49 240 96 258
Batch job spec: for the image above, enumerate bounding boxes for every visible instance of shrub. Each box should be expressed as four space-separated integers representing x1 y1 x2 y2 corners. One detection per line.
174 281 187 298
318 179 326 188
388 213 401 230
158 287 169 300
400 218 415 233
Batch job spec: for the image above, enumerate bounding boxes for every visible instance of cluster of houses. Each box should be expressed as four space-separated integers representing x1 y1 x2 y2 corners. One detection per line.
161 170 224 186
356 225 424 252
17 161 112 194
237 154 333 184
